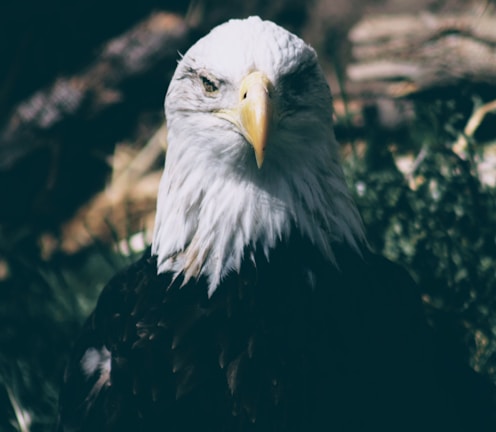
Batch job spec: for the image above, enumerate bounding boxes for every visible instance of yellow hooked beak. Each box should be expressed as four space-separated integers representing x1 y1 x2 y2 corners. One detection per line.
217 71 273 168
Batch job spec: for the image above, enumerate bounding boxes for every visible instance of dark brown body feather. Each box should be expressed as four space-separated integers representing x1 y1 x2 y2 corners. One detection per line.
58 238 496 431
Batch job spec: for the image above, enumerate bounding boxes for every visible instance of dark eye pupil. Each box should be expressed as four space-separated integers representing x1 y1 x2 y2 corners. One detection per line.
201 76 218 93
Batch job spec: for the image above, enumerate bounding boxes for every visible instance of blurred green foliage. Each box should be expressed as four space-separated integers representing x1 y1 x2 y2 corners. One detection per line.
344 96 496 379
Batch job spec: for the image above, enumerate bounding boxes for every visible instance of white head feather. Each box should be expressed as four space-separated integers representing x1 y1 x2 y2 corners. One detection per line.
152 17 366 296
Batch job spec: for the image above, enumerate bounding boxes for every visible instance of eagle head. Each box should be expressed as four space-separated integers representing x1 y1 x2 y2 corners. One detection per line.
152 17 366 295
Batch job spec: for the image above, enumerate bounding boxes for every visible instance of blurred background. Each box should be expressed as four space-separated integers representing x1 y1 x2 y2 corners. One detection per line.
1 0 496 430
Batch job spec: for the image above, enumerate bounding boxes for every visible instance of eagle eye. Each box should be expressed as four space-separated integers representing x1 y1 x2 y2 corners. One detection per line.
200 73 219 95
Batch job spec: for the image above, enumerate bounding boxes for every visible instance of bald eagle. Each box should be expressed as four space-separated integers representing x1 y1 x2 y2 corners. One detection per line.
57 17 495 432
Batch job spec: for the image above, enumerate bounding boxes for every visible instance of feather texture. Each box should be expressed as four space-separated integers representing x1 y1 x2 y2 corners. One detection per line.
152 17 366 294
58 242 495 431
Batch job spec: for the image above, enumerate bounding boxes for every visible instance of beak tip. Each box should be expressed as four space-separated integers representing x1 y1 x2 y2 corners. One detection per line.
255 150 265 169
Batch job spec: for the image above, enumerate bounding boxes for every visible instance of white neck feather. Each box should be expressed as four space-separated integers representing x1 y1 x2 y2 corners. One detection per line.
152 123 366 296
